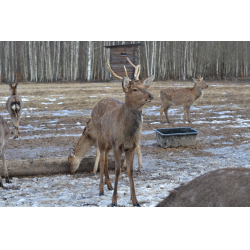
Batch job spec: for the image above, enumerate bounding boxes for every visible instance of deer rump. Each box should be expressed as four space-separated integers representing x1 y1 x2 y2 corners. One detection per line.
7 96 22 118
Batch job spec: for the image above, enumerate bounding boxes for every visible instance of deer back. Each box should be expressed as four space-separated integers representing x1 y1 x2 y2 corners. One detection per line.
6 83 23 119
156 168 250 207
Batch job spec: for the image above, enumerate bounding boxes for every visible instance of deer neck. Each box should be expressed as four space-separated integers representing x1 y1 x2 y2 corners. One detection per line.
10 89 17 96
122 102 142 148
192 84 203 99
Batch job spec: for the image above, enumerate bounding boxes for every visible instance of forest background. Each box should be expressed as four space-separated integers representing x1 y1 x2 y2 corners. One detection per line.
0 41 249 83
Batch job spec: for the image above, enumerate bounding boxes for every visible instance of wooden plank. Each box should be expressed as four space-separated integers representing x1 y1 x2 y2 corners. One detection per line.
110 47 134 51
1 156 119 177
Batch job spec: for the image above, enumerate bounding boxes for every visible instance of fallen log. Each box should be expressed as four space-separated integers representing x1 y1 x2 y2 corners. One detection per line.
1 156 117 177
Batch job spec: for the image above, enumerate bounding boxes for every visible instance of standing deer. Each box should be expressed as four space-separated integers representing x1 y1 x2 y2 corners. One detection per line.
156 168 250 207
6 82 23 138
90 59 154 206
0 115 11 187
160 76 208 124
68 120 143 175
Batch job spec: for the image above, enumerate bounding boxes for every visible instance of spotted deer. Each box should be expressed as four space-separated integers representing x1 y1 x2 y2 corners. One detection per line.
68 120 143 175
90 59 154 207
160 76 208 124
6 82 23 138
0 115 11 187
156 168 250 207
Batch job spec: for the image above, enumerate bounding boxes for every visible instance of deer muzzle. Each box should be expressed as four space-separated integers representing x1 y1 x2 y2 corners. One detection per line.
147 94 154 102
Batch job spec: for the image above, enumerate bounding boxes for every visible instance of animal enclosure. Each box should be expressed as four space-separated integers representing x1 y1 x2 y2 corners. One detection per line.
0 79 250 206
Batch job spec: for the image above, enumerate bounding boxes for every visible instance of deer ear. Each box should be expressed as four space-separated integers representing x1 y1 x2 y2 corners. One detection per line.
70 148 75 157
9 83 12 89
192 78 197 83
122 76 130 92
143 75 154 89
15 82 18 89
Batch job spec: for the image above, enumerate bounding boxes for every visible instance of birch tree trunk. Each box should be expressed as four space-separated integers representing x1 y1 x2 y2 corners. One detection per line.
74 41 79 81
28 41 33 82
87 41 91 81
56 41 60 81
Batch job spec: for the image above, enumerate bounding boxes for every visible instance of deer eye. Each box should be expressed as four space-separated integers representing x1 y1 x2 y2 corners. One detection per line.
133 89 138 92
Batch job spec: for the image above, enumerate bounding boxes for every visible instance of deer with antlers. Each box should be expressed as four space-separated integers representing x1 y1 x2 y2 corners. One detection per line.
90 58 154 206
68 119 143 175
160 76 208 124
0 115 11 187
6 82 23 139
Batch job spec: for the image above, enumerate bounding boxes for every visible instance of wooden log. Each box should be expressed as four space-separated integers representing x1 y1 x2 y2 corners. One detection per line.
0 156 118 177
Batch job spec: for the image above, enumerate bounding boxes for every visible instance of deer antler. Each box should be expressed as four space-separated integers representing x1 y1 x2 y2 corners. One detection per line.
107 60 123 80
127 57 140 81
123 66 131 81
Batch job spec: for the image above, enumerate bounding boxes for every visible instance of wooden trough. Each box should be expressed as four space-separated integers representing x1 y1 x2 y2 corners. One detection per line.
0 156 117 177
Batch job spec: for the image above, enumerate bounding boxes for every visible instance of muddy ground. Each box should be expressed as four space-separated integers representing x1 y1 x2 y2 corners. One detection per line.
1 79 250 206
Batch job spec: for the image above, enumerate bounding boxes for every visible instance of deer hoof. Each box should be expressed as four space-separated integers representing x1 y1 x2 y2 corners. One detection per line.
99 192 104 196
137 170 141 173
90 173 96 176
5 179 11 183
111 203 117 207
133 202 141 207
108 186 113 190
0 182 3 188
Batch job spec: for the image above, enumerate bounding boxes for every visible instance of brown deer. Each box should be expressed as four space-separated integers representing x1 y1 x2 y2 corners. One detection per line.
0 115 11 187
156 168 250 207
68 119 143 175
90 59 154 206
6 82 23 138
160 76 208 124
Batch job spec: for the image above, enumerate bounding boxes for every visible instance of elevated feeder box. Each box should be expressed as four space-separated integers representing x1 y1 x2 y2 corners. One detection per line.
154 127 199 148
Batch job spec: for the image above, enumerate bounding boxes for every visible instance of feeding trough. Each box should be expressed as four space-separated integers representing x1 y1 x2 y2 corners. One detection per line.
154 127 199 148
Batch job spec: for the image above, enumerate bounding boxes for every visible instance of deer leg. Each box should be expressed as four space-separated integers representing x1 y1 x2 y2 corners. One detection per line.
0 156 3 187
183 106 188 123
136 145 142 172
121 155 126 172
2 149 10 183
93 148 100 175
98 147 106 196
111 146 123 207
164 107 171 123
104 148 113 190
187 106 191 123
125 148 140 207
13 120 19 139
160 106 165 123
10 120 14 134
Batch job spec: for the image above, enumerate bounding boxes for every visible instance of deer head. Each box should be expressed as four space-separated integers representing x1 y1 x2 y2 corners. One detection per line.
192 76 208 89
107 60 154 110
9 82 18 96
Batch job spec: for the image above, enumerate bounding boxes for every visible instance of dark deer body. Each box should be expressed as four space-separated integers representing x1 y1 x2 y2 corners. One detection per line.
6 83 23 139
91 59 154 206
156 168 250 207
160 77 208 123
0 115 11 187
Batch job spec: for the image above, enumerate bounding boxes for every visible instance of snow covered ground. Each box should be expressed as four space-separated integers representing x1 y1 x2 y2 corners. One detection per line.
1 144 250 207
